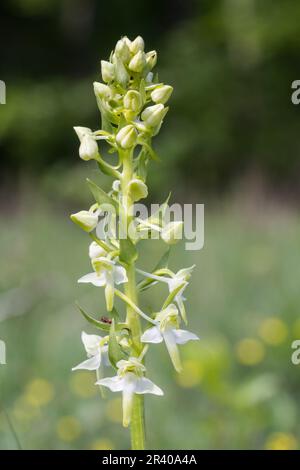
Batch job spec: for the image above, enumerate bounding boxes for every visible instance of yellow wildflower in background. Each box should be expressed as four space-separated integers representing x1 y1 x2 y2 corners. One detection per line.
89 438 114 450
105 398 122 424
236 338 265 366
13 396 40 422
258 317 288 346
69 371 97 398
24 378 54 407
56 416 81 442
265 432 297 450
176 359 203 388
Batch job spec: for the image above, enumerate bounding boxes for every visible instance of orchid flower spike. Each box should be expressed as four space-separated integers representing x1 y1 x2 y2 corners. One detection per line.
78 257 128 311
141 304 199 372
96 357 163 427
72 331 109 371
70 35 199 450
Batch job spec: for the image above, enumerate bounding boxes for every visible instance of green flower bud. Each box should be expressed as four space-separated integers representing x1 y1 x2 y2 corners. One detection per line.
93 82 112 100
124 90 143 113
145 50 157 70
70 210 98 232
116 124 137 149
141 103 168 128
130 36 144 54
151 85 173 104
73 126 92 142
101 60 115 83
128 51 147 73
115 38 131 63
161 221 184 245
127 178 148 201
113 56 129 88
79 135 98 161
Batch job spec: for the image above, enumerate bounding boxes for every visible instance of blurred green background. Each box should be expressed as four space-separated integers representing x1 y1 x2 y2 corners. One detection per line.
1 0 300 450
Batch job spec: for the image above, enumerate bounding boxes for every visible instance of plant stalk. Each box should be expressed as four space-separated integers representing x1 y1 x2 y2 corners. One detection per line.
122 149 146 450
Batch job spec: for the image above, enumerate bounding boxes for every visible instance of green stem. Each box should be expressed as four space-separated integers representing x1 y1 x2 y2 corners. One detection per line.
121 148 146 450
130 395 145 450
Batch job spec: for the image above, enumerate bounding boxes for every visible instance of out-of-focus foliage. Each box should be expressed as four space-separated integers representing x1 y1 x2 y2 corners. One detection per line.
0 197 300 449
1 0 300 193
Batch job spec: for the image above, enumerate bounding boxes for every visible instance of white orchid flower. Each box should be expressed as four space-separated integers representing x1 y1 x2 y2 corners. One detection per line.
78 257 128 311
72 331 109 371
137 265 195 323
96 357 163 427
141 304 199 372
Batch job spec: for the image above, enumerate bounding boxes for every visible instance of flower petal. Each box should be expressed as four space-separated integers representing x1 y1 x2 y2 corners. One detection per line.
78 272 106 286
173 329 199 345
135 377 164 396
81 331 102 356
89 241 106 259
163 328 182 373
95 375 125 392
113 265 128 285
72 352 101 371
141 326 163 344
176 265 195 279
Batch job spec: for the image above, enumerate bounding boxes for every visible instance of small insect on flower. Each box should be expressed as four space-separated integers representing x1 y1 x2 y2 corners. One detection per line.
100 316 112 324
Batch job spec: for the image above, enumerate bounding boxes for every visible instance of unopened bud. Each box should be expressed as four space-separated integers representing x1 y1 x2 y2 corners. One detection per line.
146 50 157 70
74 126 92 142
70 210 98 232
79 135 98 161
124 90 143 113
161 221 183 245
93 82 112 100
151 85 173 104
130 36 144 54
127 178 148 201
101 60 115 83
116 125 137 149
141 103 168 128
128 51 147 73
115 38 131 63
113 56 129 88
